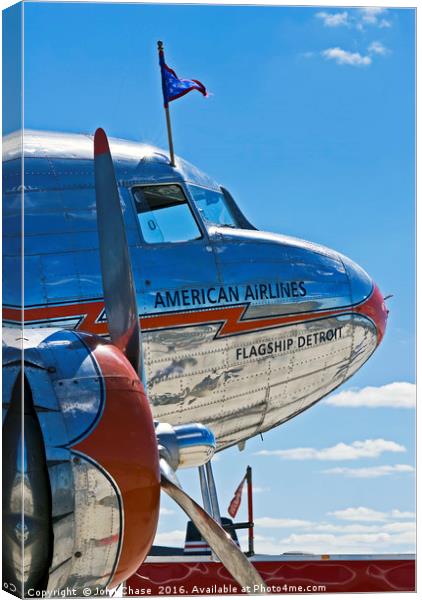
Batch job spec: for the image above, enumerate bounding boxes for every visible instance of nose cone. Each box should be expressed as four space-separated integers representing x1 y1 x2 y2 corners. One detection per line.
358 283 389 344
341 254 388 345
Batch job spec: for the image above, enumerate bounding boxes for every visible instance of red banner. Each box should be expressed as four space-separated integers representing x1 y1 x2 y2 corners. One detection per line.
228 474 247 518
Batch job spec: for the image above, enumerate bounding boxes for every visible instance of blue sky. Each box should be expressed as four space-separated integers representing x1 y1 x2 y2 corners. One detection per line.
14 2 416 554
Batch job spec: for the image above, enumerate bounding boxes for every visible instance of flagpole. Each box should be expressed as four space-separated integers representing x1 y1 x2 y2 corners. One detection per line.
246 465 254 556
158 41 176 167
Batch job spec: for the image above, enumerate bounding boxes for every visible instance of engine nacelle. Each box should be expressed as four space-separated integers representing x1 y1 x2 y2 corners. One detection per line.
2 328 160 596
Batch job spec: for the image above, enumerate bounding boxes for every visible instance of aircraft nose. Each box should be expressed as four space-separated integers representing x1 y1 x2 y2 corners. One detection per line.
341 255 388 345
356 282 388 345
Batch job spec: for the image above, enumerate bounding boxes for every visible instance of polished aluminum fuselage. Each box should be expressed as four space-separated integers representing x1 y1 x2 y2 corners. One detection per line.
3 130 379 450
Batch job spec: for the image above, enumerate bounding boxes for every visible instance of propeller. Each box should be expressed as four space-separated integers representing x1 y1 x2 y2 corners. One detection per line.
94 128 141 374
93 128 265 591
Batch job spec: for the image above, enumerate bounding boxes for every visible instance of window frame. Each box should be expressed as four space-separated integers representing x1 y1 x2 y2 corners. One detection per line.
131 182 206 246
220 186 256 231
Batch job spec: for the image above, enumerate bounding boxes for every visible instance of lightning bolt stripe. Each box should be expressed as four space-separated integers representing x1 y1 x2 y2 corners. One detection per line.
143 304 351 338
2 288 383 342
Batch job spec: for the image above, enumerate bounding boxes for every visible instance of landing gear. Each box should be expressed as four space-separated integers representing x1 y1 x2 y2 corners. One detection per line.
198 461 222 560
198 462 255 557
198 462 222 524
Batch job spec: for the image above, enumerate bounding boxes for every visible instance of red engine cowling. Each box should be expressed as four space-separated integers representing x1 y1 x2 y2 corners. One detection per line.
74 333 161 587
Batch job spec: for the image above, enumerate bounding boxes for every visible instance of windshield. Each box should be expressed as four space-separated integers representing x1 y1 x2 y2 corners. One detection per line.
188 185 240 228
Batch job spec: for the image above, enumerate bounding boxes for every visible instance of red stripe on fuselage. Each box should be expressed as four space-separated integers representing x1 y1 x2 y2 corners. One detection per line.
3 288 385 343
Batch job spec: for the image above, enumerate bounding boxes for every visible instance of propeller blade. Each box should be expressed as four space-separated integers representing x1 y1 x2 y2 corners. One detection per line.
94 128 141 373
160 465 265 591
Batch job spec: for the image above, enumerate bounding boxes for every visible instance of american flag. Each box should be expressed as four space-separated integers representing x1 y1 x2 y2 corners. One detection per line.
228 473 247 518
159 47 207 108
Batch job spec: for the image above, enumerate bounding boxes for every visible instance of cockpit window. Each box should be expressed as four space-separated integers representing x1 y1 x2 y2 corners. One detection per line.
188 185 240 229
133 185 202 244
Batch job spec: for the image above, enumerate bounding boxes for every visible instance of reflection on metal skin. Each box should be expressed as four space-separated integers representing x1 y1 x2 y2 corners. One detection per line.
156 422 216 470
175 423 216 468
147 310 378 450
47 452 122 595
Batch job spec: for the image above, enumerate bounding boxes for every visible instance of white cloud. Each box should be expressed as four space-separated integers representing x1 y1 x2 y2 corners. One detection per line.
255 439 405 461
359 7 386 25
313 9 392 67
391 509 416 519
276 528 415 553
312 522 376 533
322 47 371 67
281 531 390 546
328 507 415 522
324 382 415 408
253 486 271 494
329 507 389 522
382 521 415 533
238 532 282 555
249 506 416 554
153 529 185 546
159 507 175 515
254 518 415 535
368 41 389 55
321 464 414 478
255 517 312 529
315 7 392 31
316 11 349 27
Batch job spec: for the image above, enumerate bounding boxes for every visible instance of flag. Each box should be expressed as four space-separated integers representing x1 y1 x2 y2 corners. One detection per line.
159 47 207 108
228 473 247 518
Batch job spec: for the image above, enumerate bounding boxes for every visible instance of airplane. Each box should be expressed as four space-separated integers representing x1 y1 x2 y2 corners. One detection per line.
2 128 388 597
